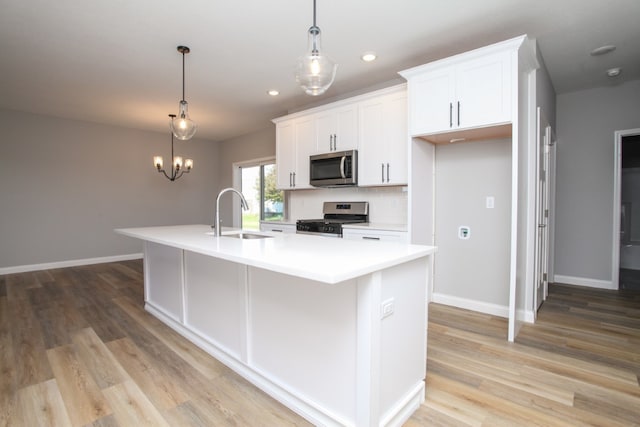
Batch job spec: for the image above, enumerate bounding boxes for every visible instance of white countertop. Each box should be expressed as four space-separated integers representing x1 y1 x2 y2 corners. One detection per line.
115 224 434 284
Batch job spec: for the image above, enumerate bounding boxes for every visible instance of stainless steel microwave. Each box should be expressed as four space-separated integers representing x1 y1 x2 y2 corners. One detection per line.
309 150 357 187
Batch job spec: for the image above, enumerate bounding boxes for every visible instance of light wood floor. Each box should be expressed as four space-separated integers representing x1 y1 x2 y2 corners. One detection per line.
1 261 639 426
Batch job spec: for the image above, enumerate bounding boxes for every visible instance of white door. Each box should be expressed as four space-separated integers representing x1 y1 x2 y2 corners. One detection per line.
533 108 553 316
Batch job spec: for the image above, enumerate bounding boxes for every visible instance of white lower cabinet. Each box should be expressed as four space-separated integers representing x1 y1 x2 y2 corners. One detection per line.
259 222 296 234
342 227 408 243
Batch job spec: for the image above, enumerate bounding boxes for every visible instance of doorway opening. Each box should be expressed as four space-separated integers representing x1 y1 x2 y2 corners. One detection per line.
613 129 640 290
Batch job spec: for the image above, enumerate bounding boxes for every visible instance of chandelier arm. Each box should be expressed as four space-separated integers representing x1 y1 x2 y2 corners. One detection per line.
158 169 173 181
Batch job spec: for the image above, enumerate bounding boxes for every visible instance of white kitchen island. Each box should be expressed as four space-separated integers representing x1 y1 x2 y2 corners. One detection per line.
115 224 436 427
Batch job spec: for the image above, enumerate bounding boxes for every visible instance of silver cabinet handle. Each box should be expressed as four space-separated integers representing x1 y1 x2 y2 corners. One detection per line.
362 236 381 241
449 102 453 128
457 101 460 127
329 134 333 151
292 172 296 187
333 134 337 150
270 229 283 232
386 163 390 183
381 163 385 183
289 172 292 187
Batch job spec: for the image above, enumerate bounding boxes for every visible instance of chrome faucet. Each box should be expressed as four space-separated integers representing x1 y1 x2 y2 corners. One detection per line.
214 187 249 237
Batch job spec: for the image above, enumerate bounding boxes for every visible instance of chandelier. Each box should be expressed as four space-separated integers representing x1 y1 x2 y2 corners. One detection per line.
154 114 193 181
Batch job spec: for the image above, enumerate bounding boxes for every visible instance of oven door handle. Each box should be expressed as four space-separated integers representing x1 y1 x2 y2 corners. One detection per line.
340 155 346 179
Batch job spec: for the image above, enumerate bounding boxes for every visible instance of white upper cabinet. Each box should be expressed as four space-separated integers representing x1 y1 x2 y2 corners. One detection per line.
275 119 295 189
273 84 406 189
275 116 314 190
314 105 358 153
455 52 512 129
358 87 408 186
400 41 516 139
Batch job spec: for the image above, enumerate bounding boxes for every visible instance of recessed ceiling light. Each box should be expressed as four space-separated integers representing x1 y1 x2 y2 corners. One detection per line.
590 45 616 56
267 90 280 96
606 67 622 77
361 52 377 62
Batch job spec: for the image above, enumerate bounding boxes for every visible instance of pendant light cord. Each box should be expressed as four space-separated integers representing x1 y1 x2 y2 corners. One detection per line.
313 0 316 27
181 50 186 102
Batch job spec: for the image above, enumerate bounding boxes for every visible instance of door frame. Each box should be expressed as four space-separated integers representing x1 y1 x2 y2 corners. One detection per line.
533 108 549 316
612 128 640 288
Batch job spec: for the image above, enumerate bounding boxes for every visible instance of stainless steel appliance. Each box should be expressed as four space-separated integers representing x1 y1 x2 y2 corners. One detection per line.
296 201 369 237
309 150 357 187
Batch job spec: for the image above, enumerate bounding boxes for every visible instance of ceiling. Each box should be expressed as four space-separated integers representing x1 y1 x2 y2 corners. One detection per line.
0 0 638 142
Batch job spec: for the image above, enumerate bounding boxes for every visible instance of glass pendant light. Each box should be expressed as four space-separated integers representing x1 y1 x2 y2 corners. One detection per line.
170 46 197 140
295 0 337 96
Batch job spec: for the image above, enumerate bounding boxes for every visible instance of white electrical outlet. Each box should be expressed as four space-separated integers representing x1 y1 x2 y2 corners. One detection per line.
458 226 470 240
381 298 395 319
486 196 495 209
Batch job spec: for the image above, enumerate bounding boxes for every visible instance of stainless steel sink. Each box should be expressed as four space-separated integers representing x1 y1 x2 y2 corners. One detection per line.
223 232 273 240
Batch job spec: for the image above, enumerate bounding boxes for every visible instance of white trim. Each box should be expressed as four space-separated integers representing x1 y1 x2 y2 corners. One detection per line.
432 293 535 324
432 292 509 318
0 253 143 275
612 128 640 289
553 275 615 290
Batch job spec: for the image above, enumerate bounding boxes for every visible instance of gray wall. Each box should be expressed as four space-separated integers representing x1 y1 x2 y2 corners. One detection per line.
555 79 640 283
0 109 219 269
434 138 512 308
216 126 276 226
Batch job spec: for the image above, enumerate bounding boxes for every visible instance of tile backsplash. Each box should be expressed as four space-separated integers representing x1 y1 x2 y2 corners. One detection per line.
288 186 408 224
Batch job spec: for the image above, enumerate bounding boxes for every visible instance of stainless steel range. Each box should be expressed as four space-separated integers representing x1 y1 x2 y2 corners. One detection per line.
296 201 369 238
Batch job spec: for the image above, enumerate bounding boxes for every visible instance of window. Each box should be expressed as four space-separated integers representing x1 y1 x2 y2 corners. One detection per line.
239 161 284 230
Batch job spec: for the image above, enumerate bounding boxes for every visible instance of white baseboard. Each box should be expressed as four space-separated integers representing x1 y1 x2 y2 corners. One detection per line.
553 275 615 290
0 253 143 275
431 293 509 318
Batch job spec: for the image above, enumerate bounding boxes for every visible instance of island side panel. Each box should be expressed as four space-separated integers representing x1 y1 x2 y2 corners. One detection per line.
248 267 358 425
144 241 184 322
183 251 246 360
379 257 428 426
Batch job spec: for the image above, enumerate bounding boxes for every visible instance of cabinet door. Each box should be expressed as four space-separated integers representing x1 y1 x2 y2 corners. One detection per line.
455 51 512 129
358 90 408 186
314 105 358 153
382 92 408 185
276 120 295 189
293 116 314 189
358 98 386 185
409 67 455 136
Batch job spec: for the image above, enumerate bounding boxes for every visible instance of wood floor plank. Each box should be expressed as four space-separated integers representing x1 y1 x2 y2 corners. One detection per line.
0 296 17 427
102 379 170 427
113 296 231 380
16 379 72 427
46 344 112 426
106 337 190 411
70 328 129 389
6 275 53 388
